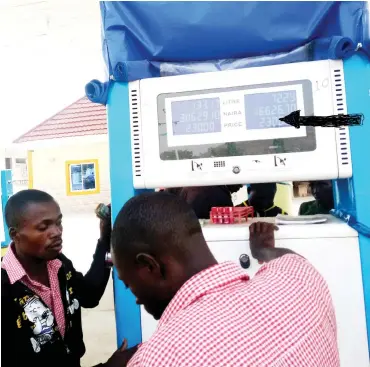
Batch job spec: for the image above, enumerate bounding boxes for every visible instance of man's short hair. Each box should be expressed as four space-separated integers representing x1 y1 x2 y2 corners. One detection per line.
112 192 203 260
5 189 55 228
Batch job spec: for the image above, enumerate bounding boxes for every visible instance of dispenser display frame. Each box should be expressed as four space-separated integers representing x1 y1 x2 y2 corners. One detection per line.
157 79 315 154
130 59 351 189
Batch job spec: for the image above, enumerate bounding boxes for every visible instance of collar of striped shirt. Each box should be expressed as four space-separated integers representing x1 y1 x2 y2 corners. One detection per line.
2 243 62 285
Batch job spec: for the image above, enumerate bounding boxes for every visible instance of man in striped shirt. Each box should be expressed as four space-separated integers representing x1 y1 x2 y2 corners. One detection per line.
110 192 339 367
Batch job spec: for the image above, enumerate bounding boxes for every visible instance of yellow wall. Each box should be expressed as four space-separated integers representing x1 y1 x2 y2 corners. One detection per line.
31 142 111 214
27 150 34 189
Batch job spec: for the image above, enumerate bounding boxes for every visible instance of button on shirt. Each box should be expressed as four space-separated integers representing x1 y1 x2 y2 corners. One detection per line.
128 255 339 367
2 244 66 337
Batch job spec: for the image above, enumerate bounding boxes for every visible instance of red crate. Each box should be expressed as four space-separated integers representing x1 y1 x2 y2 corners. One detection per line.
210 206 254 224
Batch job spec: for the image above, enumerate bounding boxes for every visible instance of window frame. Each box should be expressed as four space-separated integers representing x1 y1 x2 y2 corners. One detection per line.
65 159 100 196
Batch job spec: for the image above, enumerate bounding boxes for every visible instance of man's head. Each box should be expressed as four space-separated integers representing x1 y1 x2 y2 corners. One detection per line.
248 183 277 211
5 189 63 261
111 191 216 320
165 187 182 196
310 181 334 210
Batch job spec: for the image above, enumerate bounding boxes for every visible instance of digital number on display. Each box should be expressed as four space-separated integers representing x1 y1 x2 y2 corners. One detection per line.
169 90 299 137
171 98 221 135
245 91 297 130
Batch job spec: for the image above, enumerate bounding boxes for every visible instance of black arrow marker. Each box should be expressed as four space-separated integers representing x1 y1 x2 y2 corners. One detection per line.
279 110 364 129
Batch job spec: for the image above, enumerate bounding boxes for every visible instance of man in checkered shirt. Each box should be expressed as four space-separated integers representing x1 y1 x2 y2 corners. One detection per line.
109 191 339 367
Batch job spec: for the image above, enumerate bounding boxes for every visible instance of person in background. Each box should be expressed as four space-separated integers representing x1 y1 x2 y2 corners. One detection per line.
179 185 243 219
108 192 339 367
1 189 112 367
237 183 287 217
299 180 334 215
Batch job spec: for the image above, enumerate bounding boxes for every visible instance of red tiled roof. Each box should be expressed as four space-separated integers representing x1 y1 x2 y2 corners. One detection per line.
13 97 107 143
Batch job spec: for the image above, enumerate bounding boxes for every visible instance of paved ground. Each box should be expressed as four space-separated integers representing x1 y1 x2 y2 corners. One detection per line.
81 278 116 366
61 214 116 367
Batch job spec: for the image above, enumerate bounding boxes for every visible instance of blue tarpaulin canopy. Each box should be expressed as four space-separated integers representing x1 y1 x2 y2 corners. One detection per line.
86 1 369 104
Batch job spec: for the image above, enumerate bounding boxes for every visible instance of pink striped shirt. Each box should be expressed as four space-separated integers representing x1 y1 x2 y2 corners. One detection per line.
129 255 339 366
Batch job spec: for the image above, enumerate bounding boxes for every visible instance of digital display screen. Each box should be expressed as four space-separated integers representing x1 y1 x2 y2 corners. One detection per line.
158 79 315 160
244 91 297 130
171 97 221 135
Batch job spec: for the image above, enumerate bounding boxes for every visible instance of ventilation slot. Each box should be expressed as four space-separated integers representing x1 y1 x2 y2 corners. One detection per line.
338 126 349 165
130 88 143 177
333 69 344 115
214 160 226 168
332 67 350 167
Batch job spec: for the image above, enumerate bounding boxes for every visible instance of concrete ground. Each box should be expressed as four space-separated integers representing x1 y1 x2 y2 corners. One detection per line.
81 277 116 366
61 213 116 367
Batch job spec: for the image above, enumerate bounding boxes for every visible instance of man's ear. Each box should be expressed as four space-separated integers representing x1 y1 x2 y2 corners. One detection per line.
8 227 17 241
135 253 163 277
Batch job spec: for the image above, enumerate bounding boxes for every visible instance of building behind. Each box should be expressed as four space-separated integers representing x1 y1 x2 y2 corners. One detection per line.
13 97 110 214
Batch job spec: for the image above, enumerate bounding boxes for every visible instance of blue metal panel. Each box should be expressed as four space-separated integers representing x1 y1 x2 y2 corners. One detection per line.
333 178 355 215
107 82 148 348
1 170 13 248
342 53 370 351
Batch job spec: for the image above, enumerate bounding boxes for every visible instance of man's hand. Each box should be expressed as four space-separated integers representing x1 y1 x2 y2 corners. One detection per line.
249 222 278 263
249 222 296 263
103 339 138 367
99 204 112 246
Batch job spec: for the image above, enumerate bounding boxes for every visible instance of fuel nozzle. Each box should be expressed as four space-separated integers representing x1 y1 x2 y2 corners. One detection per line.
95 203 111 221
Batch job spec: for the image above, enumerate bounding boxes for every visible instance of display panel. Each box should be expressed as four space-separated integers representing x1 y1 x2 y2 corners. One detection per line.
158 80 316 160
245 91 297 130
134 59 351 189
165 84 307 148
171 98 221 135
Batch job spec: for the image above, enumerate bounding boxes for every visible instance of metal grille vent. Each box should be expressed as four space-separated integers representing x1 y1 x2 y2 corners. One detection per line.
130 88 143 177
214 160 226 168
332 67 350 167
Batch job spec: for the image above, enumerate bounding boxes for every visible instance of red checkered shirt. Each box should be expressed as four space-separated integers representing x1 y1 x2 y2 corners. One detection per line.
128 255 339 367
2 244 66 337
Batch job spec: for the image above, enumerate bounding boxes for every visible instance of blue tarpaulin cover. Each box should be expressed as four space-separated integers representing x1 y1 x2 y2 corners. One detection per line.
86 1 369 105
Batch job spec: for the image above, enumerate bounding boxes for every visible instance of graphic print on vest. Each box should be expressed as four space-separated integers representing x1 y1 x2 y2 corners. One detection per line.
65 287 79 315
23 296 56 353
